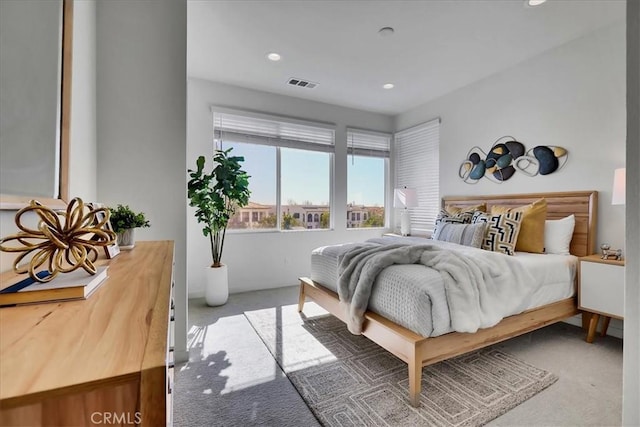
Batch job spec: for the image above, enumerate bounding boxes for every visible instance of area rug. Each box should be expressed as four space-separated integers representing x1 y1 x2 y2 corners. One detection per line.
244 303 558 427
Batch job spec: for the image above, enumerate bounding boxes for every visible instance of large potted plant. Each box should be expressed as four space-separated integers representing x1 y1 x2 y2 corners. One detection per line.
188 148 250 306
108 204 150 250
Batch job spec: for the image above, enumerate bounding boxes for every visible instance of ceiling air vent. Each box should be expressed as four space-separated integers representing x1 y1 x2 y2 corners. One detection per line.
287 77 318 89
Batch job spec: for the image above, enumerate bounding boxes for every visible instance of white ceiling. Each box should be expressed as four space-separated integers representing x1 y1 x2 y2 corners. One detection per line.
187 0 625 116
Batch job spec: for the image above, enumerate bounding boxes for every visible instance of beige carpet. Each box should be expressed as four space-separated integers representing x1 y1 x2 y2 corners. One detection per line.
245 303 559 427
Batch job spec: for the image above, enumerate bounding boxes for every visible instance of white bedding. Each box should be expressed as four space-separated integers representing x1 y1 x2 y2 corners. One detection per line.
310 236 577 337
513 251 577 309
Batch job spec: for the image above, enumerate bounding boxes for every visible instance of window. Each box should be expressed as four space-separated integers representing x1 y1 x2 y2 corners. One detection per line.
394 118 440 234
215 110 334 231
346 129 390 228
225 142 276 230
281 148 330 229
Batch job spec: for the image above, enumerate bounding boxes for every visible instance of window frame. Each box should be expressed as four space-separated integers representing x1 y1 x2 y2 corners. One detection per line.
346 128 391 230
211 107 336 233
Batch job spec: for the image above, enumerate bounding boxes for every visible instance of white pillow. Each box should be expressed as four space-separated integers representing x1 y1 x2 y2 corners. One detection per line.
544 214 575 255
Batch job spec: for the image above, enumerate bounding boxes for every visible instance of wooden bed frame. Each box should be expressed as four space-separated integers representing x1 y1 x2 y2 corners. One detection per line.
298 191 597 407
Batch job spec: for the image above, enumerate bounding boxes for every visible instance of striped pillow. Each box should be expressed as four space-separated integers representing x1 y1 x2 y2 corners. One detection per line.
472 211 523 255
432 222 487 248
432 209 474 238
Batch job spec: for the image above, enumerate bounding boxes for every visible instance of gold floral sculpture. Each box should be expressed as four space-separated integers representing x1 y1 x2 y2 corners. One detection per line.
0 198 116 283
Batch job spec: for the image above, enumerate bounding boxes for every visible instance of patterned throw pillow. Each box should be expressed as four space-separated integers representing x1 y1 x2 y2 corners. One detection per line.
491 198 547 253
472 211 523 255
432 209 474 238
432 222 487 248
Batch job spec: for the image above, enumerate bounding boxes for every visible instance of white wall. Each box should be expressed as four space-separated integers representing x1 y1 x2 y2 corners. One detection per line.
96 0 188 361
395 22 627 339
623 1 639 424
187 78 394 297
396 22 626 251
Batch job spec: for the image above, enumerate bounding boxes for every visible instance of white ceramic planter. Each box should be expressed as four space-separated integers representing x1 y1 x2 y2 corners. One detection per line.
205 264 229 306
117 228 136 250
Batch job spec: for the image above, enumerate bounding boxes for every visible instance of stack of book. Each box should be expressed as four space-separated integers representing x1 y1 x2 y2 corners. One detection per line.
0 267 108 306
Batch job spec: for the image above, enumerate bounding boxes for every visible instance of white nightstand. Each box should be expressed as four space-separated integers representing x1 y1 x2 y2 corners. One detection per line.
578 254 625 343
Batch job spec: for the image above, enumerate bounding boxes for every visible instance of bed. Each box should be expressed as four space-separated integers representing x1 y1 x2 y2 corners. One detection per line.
298 191 597 407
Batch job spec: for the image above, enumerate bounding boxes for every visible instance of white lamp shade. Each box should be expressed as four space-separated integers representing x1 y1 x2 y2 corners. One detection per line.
394 188 418 208
612 168 626 205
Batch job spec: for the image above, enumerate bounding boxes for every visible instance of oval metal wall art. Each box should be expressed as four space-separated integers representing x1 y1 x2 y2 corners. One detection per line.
459 136 568 184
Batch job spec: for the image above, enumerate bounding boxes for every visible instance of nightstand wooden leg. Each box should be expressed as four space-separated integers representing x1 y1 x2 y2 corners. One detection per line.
600 316 611 337
581 312 590 331
586 313 600 343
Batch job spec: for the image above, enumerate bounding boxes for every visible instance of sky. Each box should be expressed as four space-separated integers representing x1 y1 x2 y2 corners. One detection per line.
226 142 385 206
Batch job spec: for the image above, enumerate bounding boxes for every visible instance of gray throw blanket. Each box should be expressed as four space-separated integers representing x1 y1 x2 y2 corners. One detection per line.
337 242 536 335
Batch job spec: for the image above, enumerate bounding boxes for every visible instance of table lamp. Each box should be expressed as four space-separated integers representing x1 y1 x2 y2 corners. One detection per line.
394 187 418 236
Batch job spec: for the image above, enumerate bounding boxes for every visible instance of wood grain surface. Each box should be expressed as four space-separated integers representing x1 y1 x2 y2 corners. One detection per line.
0 241 174 425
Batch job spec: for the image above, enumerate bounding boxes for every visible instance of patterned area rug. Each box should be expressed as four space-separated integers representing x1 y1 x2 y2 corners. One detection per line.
244 303 558 427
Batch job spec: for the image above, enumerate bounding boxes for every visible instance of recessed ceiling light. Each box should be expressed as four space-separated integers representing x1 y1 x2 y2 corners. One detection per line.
383 83 394 90
526 0 547 6
267 52 281 61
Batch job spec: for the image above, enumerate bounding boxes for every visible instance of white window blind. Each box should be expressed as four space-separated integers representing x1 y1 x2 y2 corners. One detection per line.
214 111 334 153
394 118 440 234
346 128 391 157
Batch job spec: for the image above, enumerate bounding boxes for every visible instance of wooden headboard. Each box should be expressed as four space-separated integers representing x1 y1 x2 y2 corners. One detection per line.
442 191 598 257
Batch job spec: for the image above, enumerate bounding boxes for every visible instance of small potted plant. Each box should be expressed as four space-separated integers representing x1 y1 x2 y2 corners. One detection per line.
188 148 250 306
108 204 150 250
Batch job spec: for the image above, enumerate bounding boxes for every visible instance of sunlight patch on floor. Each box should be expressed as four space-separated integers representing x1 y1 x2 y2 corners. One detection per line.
244 302 339 373
186 314 281 394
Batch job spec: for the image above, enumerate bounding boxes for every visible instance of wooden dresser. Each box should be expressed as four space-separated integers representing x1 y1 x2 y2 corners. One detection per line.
0 241 175 426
